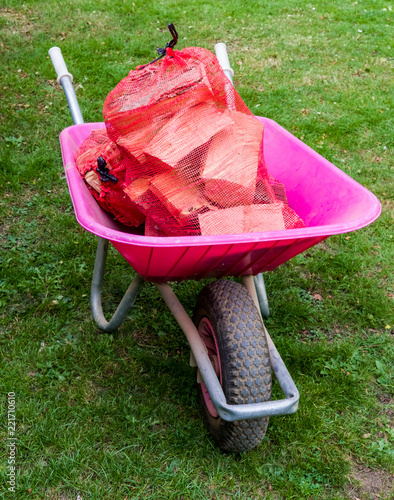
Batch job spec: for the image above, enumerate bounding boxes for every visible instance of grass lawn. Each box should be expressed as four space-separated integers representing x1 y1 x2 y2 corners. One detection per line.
0 0 393 498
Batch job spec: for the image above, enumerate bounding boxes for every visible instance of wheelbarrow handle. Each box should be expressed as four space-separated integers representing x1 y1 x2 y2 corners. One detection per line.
48 46 84 125
49 46 73 84
214 43 234 84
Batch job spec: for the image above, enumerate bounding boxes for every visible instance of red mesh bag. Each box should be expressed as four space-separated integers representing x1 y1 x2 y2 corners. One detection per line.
76 25 304 235
74 128 145 227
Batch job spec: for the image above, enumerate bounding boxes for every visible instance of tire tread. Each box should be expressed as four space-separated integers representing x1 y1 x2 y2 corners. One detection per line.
194 280 272 452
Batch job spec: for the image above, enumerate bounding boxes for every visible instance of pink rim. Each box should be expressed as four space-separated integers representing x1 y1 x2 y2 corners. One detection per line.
197 317 222 418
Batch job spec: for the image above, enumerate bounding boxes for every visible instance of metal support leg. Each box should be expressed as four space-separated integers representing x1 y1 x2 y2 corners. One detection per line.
91 237 144 332
242 274 299 411
253 273 270 317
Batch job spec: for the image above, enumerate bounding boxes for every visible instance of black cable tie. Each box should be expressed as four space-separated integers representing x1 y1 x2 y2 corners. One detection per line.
166 23 178 50
96 156 118 183
141 23 179 68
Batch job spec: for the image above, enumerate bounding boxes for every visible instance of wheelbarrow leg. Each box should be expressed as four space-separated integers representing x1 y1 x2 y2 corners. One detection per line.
253 273 270 317
91 237 144 332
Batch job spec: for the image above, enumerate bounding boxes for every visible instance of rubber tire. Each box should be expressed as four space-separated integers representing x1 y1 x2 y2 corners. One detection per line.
194 279 272 453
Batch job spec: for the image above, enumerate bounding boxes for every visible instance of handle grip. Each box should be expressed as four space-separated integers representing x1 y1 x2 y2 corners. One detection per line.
214 43 234 84
48 46 73 84
48 46 83 125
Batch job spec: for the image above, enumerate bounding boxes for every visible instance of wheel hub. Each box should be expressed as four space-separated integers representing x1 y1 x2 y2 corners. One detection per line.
197 317 222 418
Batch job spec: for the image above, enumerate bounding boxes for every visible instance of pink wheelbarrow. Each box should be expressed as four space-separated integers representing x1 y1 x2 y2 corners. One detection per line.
50 45 381 452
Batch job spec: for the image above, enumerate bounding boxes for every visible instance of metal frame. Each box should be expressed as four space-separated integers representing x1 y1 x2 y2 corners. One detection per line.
88 246 299 420
60 76 84 125
254 273 270 317
50 45 299 423
91 237 145 332
157 279 298 421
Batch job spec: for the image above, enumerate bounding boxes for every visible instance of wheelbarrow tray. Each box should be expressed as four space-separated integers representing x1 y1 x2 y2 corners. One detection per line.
59 118 381 283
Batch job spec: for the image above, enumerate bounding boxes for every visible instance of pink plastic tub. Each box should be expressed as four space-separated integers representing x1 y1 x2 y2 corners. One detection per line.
59 118 381 283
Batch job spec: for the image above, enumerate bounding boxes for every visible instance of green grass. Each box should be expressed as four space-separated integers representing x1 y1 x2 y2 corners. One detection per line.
0 0 393 498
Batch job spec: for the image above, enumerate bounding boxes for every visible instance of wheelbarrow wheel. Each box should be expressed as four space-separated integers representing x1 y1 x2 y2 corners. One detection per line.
194 279 272 453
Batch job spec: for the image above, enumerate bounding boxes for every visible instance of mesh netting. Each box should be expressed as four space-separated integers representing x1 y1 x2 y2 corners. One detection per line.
74 128 145 227
75 42 305 236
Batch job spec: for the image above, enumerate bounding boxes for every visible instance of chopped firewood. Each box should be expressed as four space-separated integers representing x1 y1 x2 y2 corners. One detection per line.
198 203 288 236
201 110 264 207
124 177 151 201
105 61 215 137
150 170 206 224
144 102 233 168
268 174 288 204
85 170 102 193
271 182 288 204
